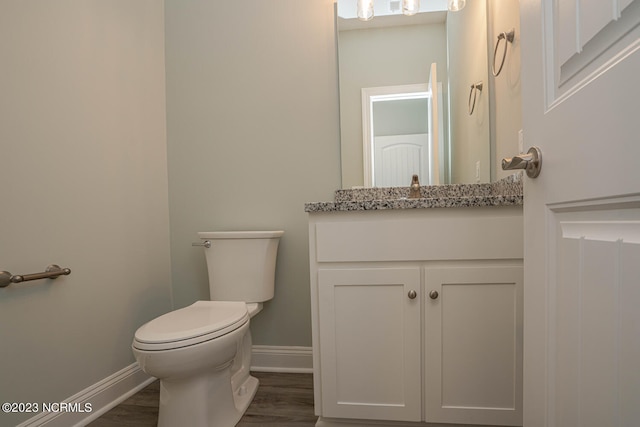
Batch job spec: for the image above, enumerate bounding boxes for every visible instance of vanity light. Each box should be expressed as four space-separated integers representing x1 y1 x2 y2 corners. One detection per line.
357 0 374 21
448 0 466 11
402 0 420 16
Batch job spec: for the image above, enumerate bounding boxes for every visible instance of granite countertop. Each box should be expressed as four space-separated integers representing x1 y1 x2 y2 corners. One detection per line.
304 173 523 213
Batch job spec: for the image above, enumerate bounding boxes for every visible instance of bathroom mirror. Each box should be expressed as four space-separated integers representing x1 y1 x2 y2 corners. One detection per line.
337 0 513 188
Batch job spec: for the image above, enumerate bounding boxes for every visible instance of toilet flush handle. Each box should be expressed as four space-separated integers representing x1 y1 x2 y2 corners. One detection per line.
192 240 211 249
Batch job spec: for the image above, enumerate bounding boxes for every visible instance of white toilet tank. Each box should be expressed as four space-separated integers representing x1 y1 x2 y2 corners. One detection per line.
197 231 284 303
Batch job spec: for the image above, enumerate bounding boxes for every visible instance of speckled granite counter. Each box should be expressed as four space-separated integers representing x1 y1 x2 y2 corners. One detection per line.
304 173 523 212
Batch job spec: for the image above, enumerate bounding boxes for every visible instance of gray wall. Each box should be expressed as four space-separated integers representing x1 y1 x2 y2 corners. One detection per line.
164 0 341 346
0 1 172 425
447 0 491 184
0 2 342 422
448 0 522 184
488 0 522 181
373 99 429 136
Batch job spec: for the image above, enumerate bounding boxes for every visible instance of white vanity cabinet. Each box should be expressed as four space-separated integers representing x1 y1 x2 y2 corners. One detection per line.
424 265 523 426
318 267 422 422
308 207 524 427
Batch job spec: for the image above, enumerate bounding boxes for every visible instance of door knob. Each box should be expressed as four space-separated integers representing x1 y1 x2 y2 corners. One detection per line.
408 290 417 299
501 146 542 178
429 290 439 300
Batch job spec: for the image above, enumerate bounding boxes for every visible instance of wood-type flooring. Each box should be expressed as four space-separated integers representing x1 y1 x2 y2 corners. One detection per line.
88 371 317 427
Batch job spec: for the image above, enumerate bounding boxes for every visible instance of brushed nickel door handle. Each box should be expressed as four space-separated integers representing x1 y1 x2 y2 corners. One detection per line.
502 146 542 178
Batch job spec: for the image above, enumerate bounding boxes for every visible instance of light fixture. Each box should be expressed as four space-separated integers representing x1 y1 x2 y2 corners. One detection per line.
402 0 420 16
448 0 466 12
357 0 374 21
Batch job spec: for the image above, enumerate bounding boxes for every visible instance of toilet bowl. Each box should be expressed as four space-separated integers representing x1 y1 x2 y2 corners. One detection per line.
132 230 283 427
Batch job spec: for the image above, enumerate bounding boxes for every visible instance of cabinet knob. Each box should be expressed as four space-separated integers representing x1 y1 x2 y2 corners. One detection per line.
429 290 439 300
408 290 417 299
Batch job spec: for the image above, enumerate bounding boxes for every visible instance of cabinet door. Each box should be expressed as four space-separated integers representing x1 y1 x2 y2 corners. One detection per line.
318 267 421 421
425 266 523 426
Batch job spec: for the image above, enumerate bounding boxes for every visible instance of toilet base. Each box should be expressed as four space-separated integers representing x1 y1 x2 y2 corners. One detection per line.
157 370 258 427
233 374 259 418
149 326 257 427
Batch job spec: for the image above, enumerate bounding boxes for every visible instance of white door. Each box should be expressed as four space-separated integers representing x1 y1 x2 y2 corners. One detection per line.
374 134 429 187
520 1 640 426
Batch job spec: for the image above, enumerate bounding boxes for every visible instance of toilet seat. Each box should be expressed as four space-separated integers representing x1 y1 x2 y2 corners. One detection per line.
133 301 249 351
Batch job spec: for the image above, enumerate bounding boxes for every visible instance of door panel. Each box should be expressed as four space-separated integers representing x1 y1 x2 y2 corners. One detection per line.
520 0 640 425
374 134 428 187
549 204 640 426
551 0 640 100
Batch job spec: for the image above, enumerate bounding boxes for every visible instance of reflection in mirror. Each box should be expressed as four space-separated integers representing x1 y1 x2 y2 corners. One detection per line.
337 0 522 188
362 71 444 187
446 0 490 184
362 84 430 187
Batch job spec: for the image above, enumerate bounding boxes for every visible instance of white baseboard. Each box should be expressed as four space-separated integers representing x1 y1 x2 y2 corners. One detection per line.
17 345 312 426
251 345 313 373
16 363 153 427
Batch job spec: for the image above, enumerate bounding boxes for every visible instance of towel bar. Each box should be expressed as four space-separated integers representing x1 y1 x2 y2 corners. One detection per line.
0 264 71 288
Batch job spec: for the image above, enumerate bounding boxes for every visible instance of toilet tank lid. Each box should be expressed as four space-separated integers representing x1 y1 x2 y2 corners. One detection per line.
198 230 284 239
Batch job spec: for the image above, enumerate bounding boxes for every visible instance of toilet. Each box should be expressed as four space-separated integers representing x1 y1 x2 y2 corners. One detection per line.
132 230 284 427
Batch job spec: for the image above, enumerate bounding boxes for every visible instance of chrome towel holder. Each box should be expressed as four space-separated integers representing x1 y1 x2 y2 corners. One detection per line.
492 29 515 77
0 264 71 288
468 81 483 115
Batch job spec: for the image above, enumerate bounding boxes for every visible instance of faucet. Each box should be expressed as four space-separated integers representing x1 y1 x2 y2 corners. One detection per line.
408 174 421 199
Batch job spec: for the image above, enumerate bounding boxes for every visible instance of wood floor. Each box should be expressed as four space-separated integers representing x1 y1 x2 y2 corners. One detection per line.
88 372 317 427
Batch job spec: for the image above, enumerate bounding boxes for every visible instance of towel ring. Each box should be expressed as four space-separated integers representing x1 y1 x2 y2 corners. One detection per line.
492 29 515 77
468 81 483 115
